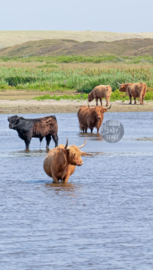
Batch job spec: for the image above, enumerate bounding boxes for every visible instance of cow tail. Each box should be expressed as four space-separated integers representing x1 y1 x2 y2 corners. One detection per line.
144 84 147 94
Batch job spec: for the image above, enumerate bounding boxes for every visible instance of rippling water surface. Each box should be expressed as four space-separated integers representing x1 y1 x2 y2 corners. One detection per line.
0 112 153 270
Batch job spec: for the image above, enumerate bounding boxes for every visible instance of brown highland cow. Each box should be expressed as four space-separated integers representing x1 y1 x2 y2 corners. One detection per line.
88 85 112 106
43 138 88 183
77 105 111 133
118 82 147 105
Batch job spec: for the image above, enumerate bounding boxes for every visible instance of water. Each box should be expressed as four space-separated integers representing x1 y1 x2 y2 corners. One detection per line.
0 112 153 270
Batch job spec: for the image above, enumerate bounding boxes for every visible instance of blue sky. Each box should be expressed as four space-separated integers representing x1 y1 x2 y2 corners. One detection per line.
1 0 153 32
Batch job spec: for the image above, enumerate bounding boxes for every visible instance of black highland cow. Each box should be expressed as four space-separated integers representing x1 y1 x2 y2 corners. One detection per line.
8 115 58 150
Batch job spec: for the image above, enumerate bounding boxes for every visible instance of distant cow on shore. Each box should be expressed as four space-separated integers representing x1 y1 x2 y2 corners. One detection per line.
8 115 58 150
43 137 88 183
88 85 112 106
77 105 111 133
118 82 147 105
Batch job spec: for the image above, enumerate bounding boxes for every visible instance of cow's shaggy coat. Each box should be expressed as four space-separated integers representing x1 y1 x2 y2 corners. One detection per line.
77 105 110 133
88 85 112 106
43 138 88 183
119 82 147 105
8 115 58 149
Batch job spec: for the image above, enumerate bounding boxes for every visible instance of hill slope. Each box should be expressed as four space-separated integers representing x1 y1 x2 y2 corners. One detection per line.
0 38 153 57
1 31 153 48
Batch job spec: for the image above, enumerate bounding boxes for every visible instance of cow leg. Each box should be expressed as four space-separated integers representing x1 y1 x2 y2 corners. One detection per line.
97 128 99 134
46 135 51 149
106 96 109 106
25 138 31 150
100 98 102 106
52 134 58 147
52 173 59 184
139 93 143 105
63 174 70 184
129 95 132 104
134 97 137 105
96 98 98 106
90 128 93 133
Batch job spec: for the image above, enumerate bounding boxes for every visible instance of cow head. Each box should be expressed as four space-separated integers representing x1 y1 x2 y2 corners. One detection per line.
65 137 87 166
118 83 128 92
8 115 20 130
88 92 94 102
91 106 110 122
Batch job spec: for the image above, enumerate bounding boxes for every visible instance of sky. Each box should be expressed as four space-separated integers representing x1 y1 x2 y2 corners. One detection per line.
0 0 153 32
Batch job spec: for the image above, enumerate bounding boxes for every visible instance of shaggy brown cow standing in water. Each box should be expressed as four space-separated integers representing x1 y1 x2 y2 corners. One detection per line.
43 138 88 183
118 82 147 105
77 105 111 133
88 85 112 106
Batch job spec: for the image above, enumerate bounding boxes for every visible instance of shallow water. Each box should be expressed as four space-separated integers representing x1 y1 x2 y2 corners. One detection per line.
0 112 153 270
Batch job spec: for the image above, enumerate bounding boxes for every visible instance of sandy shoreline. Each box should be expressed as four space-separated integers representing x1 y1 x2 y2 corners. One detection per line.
0 99 153 114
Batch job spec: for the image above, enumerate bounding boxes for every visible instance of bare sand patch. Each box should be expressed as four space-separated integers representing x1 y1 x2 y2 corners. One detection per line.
0 99 153 114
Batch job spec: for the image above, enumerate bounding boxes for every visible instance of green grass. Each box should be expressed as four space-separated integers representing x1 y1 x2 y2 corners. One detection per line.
33 89 153 102
33 93 88 101
0 56 152 101
37 64 59 68
1 55 153 64
0 66 152 93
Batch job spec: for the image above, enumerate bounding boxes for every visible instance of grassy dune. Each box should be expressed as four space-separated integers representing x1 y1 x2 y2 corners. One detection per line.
1 31 153 48
1 39 153 57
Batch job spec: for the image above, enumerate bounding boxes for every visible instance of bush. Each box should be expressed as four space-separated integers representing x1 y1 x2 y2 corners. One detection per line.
145 91 153 100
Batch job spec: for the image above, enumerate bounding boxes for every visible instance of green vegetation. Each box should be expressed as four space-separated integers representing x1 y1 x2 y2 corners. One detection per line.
1 55 153 64
0 54 152 101
33 93 88 101
0 66 152 93
33 89 153 102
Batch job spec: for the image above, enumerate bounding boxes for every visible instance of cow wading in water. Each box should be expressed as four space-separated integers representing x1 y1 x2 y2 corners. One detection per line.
43 137 88 183
77 105 111 133
118 82 147 105
8 115 58 150
88 85 112 106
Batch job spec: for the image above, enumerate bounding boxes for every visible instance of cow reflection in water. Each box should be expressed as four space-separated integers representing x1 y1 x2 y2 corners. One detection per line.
45 182 78 194
43 137 88 184
79 133 103 141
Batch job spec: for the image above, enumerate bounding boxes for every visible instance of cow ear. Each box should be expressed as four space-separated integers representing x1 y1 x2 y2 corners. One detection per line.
103 109 107 113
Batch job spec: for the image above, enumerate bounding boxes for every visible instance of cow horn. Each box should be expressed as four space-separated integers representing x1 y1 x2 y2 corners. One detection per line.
103 104 111 110
117 82 122 86
78 137 87 149
65 138 68 149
